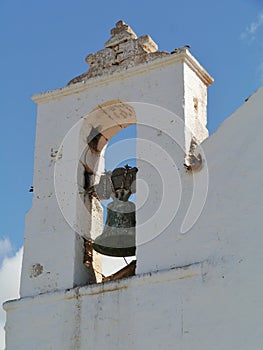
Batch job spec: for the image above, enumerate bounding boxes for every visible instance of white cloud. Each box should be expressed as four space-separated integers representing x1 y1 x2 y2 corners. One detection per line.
0 239 12 261
102 255 134 276
0 247 23 350
241 12 263 41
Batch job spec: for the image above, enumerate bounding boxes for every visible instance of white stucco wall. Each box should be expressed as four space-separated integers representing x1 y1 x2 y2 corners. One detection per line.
4 81 263 348
4 87 263 348
7 50 263 349
19 52 211 298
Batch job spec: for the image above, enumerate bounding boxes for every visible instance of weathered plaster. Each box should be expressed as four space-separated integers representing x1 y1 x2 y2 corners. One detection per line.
11 22 263 350
5 86 263 350
31 50 213 104
20 36 212 297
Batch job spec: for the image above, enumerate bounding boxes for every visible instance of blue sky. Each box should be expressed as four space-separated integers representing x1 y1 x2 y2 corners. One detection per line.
0 1 263 347
0 0 263 262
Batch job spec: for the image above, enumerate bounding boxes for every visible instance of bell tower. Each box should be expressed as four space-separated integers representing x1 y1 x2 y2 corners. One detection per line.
4 21 214 349
17 20 213 297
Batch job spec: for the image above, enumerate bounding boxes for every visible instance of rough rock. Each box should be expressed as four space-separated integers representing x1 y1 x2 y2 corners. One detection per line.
67 20 170 85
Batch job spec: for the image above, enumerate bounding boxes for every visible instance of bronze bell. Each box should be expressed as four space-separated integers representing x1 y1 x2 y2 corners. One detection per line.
93 165 138 257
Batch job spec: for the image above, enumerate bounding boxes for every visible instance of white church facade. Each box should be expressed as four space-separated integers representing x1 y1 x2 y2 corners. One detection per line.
3 21 263 349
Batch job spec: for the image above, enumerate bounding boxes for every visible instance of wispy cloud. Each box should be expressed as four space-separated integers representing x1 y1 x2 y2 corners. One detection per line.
0 247 23 350
0 238 12 262
240 12 263 41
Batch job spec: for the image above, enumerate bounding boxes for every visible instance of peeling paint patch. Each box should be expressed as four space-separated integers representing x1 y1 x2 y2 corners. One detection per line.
30 263 44 278
193 97 198 112
50 147 63 160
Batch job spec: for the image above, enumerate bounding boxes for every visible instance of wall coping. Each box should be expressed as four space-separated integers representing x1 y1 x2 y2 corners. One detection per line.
4 260 208 311
32 51 214 104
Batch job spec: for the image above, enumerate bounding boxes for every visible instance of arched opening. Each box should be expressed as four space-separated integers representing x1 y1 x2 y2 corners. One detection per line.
54 100 187 287
77 100 137 282
102 124 136 277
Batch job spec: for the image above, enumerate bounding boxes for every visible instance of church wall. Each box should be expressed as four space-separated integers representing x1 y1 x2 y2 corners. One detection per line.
5 86 263 349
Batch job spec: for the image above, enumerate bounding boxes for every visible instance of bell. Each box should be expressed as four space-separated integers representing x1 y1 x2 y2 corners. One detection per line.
93 165 138 257
93 198 136 257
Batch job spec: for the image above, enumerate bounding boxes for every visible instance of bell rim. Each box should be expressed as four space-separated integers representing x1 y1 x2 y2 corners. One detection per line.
92 242 136 257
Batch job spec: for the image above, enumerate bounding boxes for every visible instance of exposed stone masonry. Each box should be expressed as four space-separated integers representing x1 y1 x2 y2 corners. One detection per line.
68 20 170 85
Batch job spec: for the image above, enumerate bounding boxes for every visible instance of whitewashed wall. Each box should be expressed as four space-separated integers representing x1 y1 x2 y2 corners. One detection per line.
6 52 263 349
5 86 263 350
18 52 211 297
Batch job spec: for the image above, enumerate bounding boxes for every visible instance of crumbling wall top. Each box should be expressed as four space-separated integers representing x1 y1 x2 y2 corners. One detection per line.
68 20 169 85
